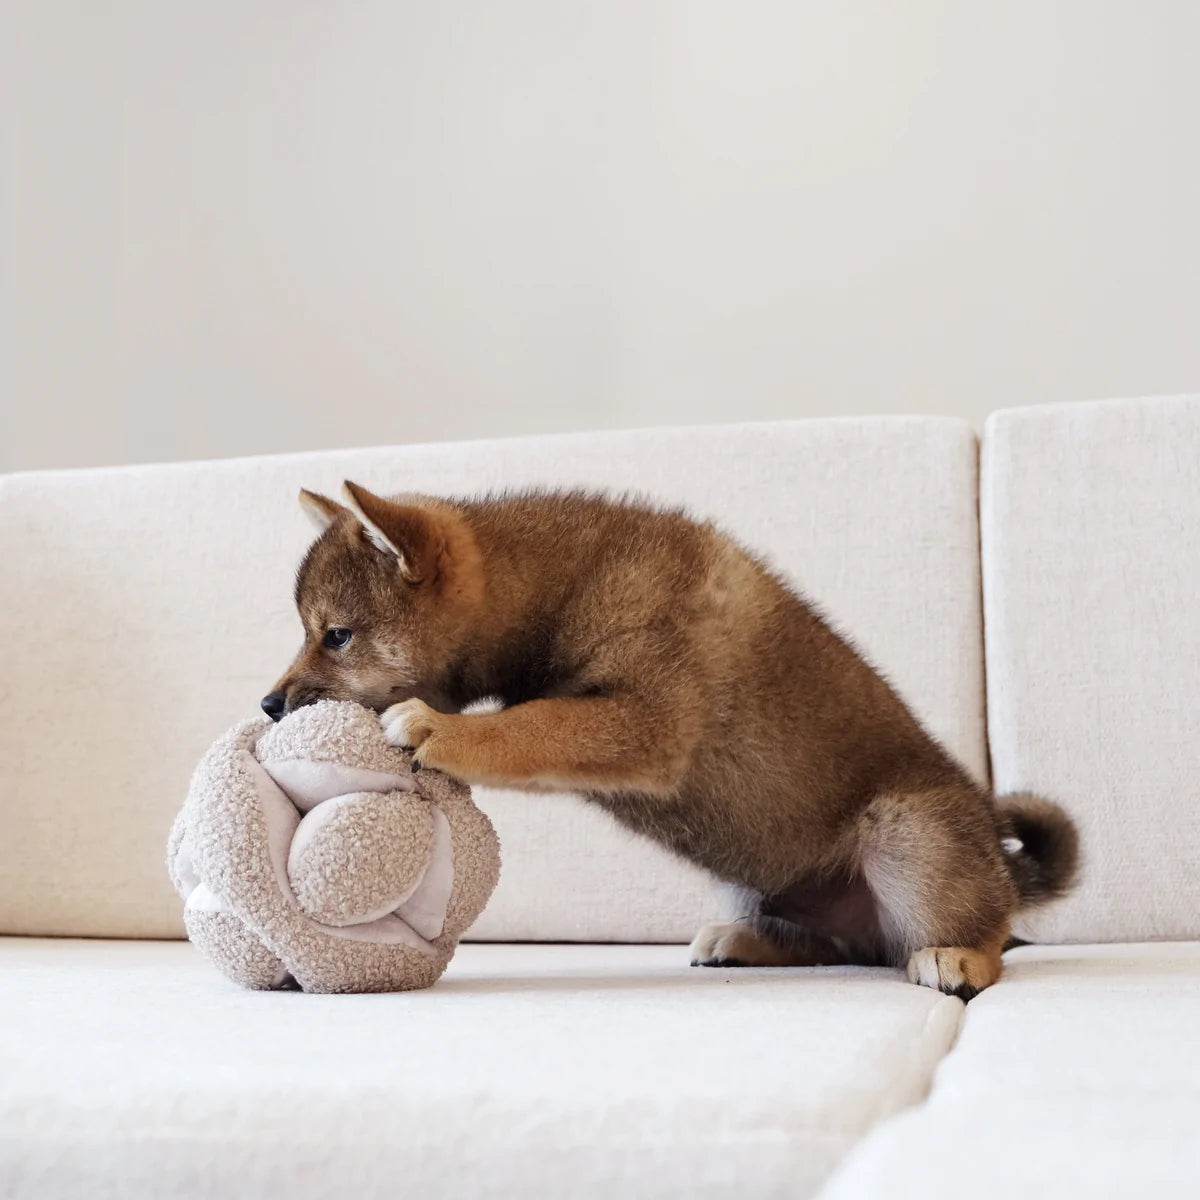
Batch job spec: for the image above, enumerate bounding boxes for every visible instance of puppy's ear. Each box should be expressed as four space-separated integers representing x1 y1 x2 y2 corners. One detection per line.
341 481 442 584
298 488 350 532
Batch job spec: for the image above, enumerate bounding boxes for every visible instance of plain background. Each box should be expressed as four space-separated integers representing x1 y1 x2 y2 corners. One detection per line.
3 0 1199 473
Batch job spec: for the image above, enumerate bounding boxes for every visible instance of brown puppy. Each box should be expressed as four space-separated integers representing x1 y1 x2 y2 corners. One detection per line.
266 483 1078 998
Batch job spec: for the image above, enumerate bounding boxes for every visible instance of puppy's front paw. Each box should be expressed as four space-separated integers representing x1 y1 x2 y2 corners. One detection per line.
380 699 439 754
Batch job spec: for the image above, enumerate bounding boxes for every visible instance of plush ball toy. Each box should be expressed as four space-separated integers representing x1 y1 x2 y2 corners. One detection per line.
167 700 500 993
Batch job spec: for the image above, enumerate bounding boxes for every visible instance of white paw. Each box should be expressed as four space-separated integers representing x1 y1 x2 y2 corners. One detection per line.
689 923 753 966
905 947 999 1000
380 699 435 750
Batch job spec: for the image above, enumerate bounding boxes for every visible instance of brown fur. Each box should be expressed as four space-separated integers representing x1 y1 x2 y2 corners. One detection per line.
268 485 1079 998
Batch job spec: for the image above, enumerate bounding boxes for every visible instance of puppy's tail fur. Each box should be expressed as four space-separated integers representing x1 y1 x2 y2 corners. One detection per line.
998 792 1080 908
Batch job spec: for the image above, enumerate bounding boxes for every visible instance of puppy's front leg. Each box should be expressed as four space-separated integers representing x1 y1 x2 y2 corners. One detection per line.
381 695 693 795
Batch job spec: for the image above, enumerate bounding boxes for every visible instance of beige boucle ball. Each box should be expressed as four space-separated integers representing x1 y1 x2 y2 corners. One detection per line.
287 790 436 927
167 700 501 993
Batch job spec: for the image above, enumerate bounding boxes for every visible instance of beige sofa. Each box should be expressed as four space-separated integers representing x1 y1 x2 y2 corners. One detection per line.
2 396 1197 1198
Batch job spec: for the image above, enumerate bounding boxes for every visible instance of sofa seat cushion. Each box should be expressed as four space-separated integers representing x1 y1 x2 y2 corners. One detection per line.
0 939 963 1199
820 942 1200 1199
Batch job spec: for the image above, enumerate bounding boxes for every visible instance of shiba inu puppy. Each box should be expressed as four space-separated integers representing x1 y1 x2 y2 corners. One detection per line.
265 482 1078 998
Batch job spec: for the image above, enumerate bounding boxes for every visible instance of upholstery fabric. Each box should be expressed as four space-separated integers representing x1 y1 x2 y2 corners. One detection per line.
0 417 985 938
821 942 1200 1198
981 396 1200 942
0 939 962 1200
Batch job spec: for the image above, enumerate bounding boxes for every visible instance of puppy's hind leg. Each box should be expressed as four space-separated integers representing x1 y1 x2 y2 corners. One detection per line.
860 784 1016 1000
690 918 845 967
690 889 845 968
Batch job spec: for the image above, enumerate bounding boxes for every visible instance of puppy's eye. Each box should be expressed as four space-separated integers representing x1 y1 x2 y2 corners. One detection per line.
323 627 352 650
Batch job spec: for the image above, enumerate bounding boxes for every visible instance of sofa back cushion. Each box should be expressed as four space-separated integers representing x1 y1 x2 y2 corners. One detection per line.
982 396 1200 943
0 418 985 939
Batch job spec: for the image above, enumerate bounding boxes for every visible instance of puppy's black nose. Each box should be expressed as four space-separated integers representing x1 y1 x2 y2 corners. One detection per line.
261 691 287 721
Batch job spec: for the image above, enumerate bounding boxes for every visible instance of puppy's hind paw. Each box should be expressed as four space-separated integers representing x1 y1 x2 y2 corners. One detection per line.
906 945 1003 1000
690 922 843 969
689 923 762 968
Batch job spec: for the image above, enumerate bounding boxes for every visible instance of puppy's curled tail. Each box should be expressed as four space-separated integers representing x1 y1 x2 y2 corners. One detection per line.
998 792 1080 907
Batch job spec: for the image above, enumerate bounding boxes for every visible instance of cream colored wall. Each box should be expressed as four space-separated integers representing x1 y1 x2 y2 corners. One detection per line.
3 1 1199 472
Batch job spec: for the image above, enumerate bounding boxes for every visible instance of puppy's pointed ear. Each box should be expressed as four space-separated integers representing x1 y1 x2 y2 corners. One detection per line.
341 480 440 584
299 488 350 533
